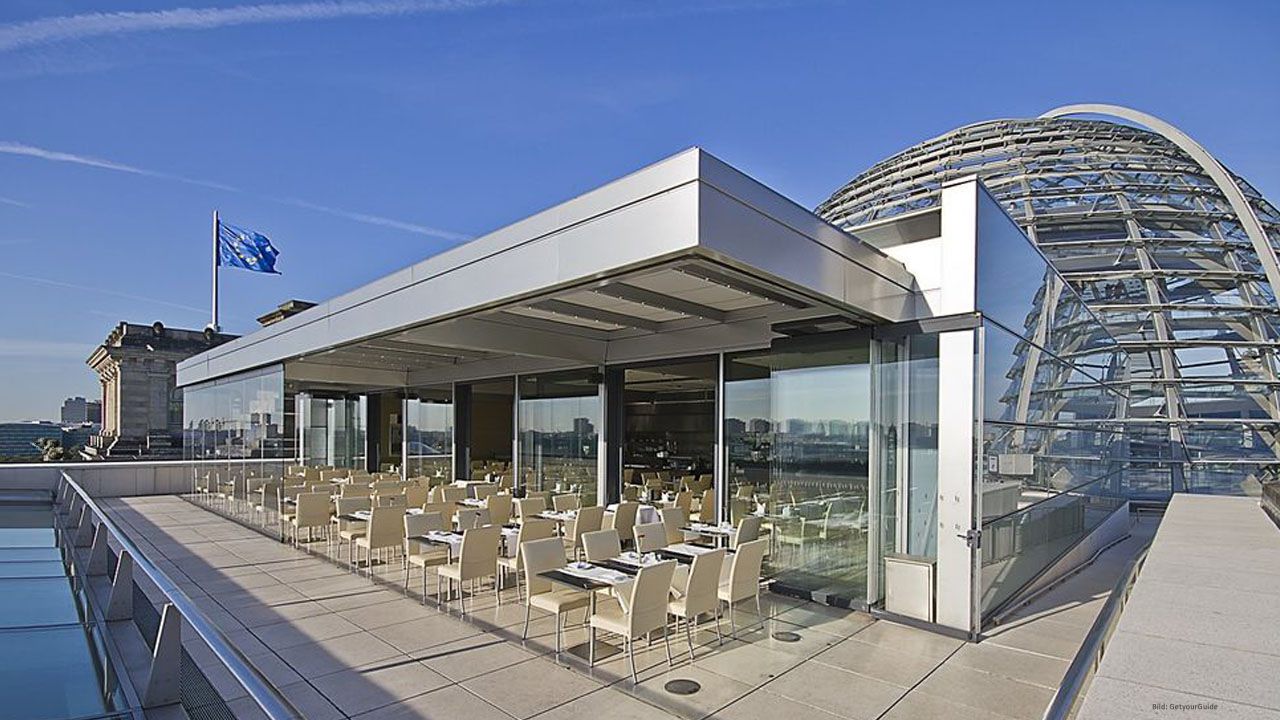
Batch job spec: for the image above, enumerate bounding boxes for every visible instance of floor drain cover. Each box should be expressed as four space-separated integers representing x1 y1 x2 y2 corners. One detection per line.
772 631 802 642
664 679 701 695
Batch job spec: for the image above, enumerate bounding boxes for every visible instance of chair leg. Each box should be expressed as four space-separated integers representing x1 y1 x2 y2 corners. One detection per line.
685 617 695 661
664 622 674 667
729 604 737 636
588 626 596 667
627 638 637 684
554 612 562 654
714 606 723 645
522 603 532 640
755 593 763 623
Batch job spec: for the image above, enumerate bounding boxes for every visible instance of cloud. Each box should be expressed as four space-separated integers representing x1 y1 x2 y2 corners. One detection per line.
0 196 30 208
0 141 469 240
0 0 505 54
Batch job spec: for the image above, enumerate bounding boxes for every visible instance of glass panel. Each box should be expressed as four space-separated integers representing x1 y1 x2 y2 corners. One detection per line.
469 378 514 480
405 386 453 479
768 339 870 605
622 359 717 497
518 370 601 507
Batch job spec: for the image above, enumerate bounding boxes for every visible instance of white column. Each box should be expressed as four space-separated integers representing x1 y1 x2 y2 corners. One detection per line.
934 329 978 633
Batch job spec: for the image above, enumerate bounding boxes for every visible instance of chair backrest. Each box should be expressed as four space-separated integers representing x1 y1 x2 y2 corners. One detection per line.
296 491 330 527
622 485 640 502
442 486 468 505
404 486 428 507
725 538 767 602
659 507 687 545
405 510 444 539
514 519 556 565
625 561 678 638
456 507 491 530
734 515 763 548
375 493 406 508
736 484 755 499
582 529 621 562
335 496 371 516
696 474 713 493
570 506 605 543
678 475 697 493
514 497 546 520
633 522 667 552
486 493 513 525
698 489 716 523
521 537 568 599
422 502 454 525
552 494 579 512
258 481 281 506
427 486 445 504
459 525 501 580
612 502 639 541
681 548 726 617
368 506 405 551
341 482 372 498
473 483 498 500
674 491 693 513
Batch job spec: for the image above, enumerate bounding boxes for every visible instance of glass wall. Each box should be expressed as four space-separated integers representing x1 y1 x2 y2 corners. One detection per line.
518 370 601 506
468 378 514 480
299 394 367 470
405 386 453 479
622 359 717 491
725 336 883 607
975 193 1132 617
182 365 292 479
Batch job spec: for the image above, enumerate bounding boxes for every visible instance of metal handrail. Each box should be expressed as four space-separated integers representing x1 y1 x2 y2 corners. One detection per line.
1041 542 1150 720
58 471 301 720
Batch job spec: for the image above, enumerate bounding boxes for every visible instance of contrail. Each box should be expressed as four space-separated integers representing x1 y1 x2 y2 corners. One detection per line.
0 1 505 53
0 141 468 241
0 196 30 208
0 271 209 316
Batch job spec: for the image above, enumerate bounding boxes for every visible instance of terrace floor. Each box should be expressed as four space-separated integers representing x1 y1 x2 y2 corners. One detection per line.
98 495 1149 720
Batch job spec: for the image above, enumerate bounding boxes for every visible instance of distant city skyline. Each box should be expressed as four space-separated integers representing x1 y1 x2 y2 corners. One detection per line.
2 0 1277 421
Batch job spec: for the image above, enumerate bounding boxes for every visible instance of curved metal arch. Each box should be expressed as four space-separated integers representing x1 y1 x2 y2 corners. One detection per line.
1041 103 1280 296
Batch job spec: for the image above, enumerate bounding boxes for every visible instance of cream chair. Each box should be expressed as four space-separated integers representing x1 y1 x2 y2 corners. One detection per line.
589 560 677 683
659 507 688 546
622 484 641 502
340 482 372 498
668 548 726 659
697 489 716 523
582 529 621 562
422 502 454 527
289 491 331 547
373 492 405 508
456 507 491 530
404 511 448 600
438 524 501 615
521 537 590 652
608 502 640 549
276 484 304 536
552 494 580 512
442 486 468 504
473 483 498 500
486 493 513 526
564 505 604 560
514 497 546 522
497 518 555 603
404 485 428 507
332 496 371 558
733 515 763 549
719 538 767 635
354 506 404 576
632 522 667 553
253 480 280 528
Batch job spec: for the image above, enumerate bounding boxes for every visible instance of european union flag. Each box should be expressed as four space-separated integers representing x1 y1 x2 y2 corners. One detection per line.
217 222 280 274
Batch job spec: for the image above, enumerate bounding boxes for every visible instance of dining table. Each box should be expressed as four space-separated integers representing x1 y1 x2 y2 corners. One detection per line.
537 560 634 662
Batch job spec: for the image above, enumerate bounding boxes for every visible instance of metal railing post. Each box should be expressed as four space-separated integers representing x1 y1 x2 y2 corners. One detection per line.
106 550 134 621
88 524 111 576
143 604 182 708
74 506 95 547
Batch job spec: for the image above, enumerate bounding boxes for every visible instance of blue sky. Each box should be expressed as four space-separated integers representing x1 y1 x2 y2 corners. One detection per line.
1 0 1277 422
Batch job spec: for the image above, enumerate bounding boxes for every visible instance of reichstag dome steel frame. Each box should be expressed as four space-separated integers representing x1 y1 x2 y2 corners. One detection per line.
818 104 1280 497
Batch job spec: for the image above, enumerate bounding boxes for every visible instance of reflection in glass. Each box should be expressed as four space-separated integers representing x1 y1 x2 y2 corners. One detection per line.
468 378 514 480
518 370 601 506
405 386 453 479
622 359 716 498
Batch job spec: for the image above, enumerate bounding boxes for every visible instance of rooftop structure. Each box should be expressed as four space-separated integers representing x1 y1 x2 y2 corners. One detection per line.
817 104 1280 498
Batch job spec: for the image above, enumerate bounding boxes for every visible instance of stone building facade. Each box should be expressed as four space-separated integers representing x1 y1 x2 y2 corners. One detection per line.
86 322 236 458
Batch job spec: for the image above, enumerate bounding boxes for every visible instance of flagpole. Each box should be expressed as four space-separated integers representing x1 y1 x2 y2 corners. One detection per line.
211 209 220 332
